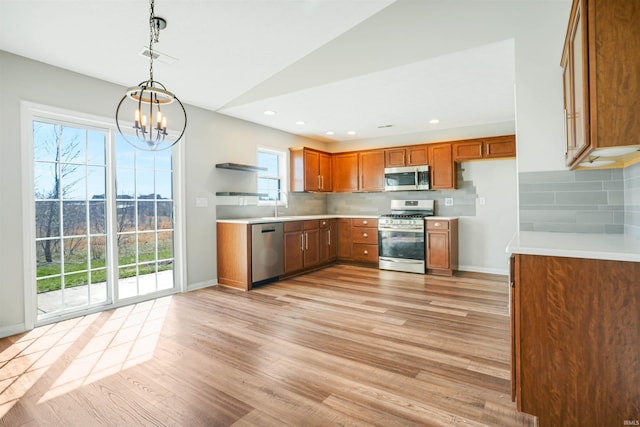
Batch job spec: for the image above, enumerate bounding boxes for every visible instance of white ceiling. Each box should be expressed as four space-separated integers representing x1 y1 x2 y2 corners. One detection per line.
0 0 525 143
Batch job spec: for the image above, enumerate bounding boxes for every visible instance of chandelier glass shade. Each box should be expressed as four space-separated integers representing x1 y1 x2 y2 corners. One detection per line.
115 0 187 151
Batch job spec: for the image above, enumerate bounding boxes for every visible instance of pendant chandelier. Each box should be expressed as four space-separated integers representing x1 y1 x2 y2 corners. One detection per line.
115 0 187 151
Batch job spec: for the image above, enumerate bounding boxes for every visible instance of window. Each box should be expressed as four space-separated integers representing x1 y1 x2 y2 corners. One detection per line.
257 147 287 205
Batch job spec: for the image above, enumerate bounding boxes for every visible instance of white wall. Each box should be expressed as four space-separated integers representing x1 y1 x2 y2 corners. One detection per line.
458 160 517 274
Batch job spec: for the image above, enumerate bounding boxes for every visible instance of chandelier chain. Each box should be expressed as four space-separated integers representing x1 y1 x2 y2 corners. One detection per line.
148 0 157 82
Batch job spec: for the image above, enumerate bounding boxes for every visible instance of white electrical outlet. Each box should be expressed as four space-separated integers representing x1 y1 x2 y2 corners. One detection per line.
444 198 454 206
479 197 486 206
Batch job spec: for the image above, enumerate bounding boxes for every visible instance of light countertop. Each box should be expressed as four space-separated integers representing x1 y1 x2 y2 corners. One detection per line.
506 231 640 262
217 215 458 225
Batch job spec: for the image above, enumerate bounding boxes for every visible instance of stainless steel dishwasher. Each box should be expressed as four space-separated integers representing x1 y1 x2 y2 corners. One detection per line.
251 222 284 285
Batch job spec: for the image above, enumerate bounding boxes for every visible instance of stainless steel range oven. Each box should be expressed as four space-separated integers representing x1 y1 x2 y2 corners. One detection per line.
378 199 434 274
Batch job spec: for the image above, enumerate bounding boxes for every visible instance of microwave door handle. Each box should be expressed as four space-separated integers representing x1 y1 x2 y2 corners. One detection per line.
415 168 419 189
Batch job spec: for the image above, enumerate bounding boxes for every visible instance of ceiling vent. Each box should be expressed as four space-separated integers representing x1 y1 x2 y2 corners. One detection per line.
138 47 178 65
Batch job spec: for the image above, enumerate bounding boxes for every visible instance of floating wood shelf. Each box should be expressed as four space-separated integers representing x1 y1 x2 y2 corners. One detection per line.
215 192 267 197
215 163 267 172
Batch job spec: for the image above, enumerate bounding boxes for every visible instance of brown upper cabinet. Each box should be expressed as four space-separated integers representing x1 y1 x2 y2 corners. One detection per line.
290 147 332 192
358 150 385 192
384 145 429 167
561 0 640 168
332 150 384 192
428 143 456 190
332 152 359 192
452 135 516 161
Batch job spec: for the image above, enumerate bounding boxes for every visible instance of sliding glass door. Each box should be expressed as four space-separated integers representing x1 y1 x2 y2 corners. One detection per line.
30 110 178 323
115 134 175 299
33 121 110 317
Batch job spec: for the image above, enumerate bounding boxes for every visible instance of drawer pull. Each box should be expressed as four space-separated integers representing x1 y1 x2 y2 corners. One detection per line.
362 220 368 225
363 250 369 255
435 222 441 227
363 232 368 238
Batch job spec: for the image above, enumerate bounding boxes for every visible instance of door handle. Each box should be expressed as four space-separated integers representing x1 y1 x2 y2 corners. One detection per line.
305 232 309 250
301 234 304 251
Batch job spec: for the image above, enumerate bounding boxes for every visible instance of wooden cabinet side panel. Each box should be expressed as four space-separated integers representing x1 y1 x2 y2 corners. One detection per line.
216 223 250 290
517 254 640 427
289 148 305 192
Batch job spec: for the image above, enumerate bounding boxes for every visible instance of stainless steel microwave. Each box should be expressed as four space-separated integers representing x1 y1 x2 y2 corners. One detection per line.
384 165 430 191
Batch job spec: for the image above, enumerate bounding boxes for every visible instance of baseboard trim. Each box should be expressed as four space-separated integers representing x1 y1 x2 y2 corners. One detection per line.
458 265 508 276
0 323 27 339
186 279 218 292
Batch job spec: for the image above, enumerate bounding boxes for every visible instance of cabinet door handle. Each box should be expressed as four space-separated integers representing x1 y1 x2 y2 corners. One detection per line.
563 108 569 157
363 232 368 238
318 175 321 189
301 234 304 251
306 232 309 250
328 230 331 246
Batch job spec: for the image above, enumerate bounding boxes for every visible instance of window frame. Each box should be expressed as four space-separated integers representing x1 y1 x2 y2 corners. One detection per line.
256 146 288 207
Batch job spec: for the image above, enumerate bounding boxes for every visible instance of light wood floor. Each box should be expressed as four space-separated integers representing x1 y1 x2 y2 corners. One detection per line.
0 265 536 426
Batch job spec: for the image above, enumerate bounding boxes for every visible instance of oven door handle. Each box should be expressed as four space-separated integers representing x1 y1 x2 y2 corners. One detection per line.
378 227 424 233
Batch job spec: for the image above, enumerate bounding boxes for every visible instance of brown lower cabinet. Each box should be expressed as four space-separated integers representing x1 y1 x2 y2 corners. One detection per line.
284 220 319 274
426 218 458 276
511 254 640 426
337 217 379 264
319 219 337 264
216 222 251 290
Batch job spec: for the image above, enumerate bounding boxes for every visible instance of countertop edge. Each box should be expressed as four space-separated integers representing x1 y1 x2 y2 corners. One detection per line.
506 231 640 262
217 215 458 224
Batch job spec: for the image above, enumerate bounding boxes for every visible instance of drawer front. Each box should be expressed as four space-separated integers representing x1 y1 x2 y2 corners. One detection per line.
352 243 378 263
427 220 449 230
352 227 378 244
353 218 378 228
304 220 319 230
284 221 303 233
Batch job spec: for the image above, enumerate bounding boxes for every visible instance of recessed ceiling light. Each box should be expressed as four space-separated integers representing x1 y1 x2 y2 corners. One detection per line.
347 131 356 135
429 119 440 124
295 120 305 125
264 110 277 116
326 131 335 136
